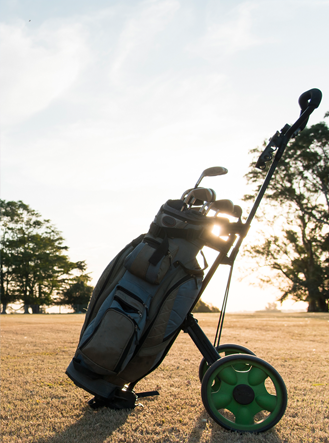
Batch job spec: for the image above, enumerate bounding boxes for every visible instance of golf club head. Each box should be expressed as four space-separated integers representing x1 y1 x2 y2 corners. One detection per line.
207 199 235 216
194 166 228 188
183 188 216 206
181 188 193 200
233 205 243 219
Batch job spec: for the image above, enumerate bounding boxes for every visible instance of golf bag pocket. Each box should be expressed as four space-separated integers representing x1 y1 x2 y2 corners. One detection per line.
79 286 148 374
124 238 179 284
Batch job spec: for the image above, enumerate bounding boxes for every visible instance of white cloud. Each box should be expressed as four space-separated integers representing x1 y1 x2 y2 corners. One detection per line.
0 20 91 126
190 1 261 60
109 0 180 83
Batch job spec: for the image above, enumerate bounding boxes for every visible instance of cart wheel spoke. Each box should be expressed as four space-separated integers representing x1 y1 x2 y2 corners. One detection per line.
216 366 237 385
212 392 232 409
235 406 255 425
198 344 255 383
248 367 267 386
211 377 221 391
255 394 277 412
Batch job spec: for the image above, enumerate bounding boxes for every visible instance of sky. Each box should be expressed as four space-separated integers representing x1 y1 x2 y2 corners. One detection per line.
1 0 328 312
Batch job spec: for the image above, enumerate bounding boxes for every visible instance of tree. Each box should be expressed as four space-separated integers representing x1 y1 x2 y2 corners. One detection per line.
242 117 329 312
193 299 220 313
0 200 90 313
1 202 21 313
57 275 93 313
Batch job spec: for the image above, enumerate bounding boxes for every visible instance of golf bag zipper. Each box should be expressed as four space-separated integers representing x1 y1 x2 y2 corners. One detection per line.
113 296 143 317
116 286 148 310
114 325 138 373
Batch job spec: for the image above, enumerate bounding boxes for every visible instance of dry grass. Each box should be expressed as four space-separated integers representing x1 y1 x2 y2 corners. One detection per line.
1 312 328 442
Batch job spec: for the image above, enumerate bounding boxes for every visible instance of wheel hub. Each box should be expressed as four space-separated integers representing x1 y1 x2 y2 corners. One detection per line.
232 384 255 405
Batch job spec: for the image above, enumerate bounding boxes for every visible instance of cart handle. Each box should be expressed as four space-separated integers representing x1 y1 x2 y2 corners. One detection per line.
256 88 322 170
299 88 322 112
248 88 322 223
285 88 322 138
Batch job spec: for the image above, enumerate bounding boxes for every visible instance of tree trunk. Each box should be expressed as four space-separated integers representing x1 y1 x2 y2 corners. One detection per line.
307 298 328 312
31 304 40 314
24 304 30 314
1 303 8 314
306 281 327 312
317 297 328 312
307 299 317 312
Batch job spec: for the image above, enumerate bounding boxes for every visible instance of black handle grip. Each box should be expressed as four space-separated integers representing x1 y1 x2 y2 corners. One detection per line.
256 88 322 170
298 88 322 113
294 88 322 133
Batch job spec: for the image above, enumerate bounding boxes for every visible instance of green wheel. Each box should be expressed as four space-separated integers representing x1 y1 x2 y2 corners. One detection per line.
201 354 287 433
198 344 255 383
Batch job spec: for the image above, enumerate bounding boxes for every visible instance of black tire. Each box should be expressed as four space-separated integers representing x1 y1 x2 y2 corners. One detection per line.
198 344 255 383
201 354 287 433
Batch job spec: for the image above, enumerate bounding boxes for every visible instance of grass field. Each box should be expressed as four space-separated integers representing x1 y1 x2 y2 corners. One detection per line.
1 312 328 442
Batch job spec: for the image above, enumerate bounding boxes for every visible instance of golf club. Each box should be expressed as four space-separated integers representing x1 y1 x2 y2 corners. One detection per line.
232 205 242 220
201 199 234 216
181 188 216 211
194 166 228 189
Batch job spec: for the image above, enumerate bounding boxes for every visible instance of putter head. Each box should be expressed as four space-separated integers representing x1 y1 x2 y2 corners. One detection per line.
194 166 228 188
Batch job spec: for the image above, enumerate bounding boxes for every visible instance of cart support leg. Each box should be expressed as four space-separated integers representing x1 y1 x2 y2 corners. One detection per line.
182 314 219 365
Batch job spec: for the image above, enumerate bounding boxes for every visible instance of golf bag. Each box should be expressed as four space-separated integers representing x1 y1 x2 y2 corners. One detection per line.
66 199 213 408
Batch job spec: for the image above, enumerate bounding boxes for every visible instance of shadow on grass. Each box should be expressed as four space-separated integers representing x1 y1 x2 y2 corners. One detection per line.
36 405 130 443
186 410 283 443
34 402 283 443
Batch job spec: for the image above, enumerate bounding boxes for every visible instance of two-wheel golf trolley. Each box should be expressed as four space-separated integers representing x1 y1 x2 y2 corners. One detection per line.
176 88 322 432
67 89 322 433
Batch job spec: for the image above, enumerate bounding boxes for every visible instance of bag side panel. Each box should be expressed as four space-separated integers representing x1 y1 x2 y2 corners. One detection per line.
80 236 144 338
77 271 156 375
117 275 202 383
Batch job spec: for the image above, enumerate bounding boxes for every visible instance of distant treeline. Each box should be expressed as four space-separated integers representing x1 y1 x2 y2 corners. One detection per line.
193 299 220 313
1 200 93 314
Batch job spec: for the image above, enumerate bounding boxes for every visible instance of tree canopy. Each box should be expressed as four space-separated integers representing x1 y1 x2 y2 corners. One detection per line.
193 298 220 313
0 200 93 313
57 275 93 313
242 117 329 312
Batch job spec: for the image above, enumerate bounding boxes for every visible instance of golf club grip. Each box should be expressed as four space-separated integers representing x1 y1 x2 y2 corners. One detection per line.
298 88 322 112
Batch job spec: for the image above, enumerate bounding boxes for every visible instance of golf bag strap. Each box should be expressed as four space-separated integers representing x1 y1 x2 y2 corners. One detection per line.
200 250 208 270
149 223 201 241
148 235 169 266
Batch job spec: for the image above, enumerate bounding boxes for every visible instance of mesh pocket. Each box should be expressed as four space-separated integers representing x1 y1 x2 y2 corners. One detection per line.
79 284 150 374
80 308 136 373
